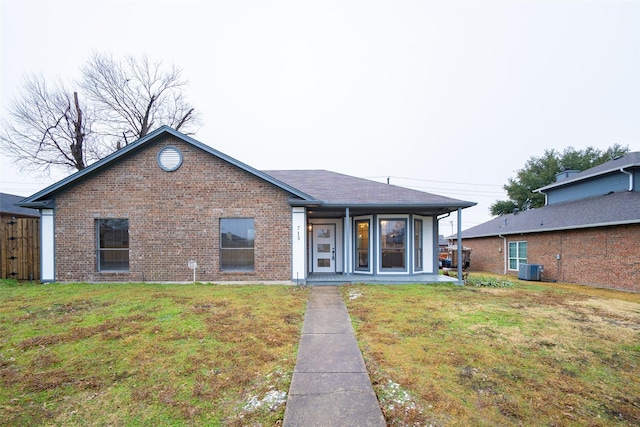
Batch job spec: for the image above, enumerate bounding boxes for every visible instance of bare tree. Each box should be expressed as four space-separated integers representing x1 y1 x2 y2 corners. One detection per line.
1 52 200 173
0 75 100 172
81 52 198 149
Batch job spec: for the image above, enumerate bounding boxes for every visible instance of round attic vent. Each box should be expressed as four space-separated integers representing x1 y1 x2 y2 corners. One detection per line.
157 146 183 171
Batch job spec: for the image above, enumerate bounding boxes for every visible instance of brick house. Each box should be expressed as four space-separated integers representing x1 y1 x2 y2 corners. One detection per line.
20 126 475 284
457 152 640 292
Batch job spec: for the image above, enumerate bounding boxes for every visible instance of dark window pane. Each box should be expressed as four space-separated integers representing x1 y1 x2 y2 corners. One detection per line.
356 220 369 270
221 218 255 249
99 249 129 271
414 219 423 271
380 219 406 270
221 218 255 271
97 219 129 271
221 248 255 271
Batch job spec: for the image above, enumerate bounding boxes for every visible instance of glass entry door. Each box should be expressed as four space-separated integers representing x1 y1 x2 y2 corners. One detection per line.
312 224 336 273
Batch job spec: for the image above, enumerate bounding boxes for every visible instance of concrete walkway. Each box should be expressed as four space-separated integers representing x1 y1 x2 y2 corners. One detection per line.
283 286 386 427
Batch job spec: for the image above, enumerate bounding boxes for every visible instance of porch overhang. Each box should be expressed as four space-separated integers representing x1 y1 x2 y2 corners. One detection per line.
288 199 476 218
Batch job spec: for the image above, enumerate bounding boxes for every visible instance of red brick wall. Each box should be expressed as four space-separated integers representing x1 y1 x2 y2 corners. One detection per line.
463 225 640 292
53 136 293 282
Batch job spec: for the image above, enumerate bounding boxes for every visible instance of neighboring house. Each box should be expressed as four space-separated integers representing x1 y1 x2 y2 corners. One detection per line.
19 126 475 284
1 193 40 280
437 234 448 266
1 193 40 221
457 152 640 292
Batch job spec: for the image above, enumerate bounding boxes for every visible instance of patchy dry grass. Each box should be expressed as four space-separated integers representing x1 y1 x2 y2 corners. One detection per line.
0 280 308 426
4 277 638 426
343 276 640 426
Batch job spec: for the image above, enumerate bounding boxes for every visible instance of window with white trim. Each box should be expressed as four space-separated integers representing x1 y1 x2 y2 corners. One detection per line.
355 219 370 271
508 241 527 270
414 219 423 271
380 218 407 271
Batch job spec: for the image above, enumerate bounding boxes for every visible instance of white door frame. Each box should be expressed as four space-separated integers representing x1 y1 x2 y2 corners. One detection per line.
309 219 343 273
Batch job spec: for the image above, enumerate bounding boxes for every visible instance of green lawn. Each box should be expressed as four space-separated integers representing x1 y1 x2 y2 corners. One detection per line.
0 281 309 426
342 275 640 426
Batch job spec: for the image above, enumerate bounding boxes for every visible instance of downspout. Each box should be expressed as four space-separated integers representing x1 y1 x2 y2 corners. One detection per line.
620 167 634 191
498 234 507 275
436 212 451 273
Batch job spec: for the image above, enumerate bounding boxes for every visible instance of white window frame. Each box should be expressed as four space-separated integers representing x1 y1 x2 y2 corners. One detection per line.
354 215 373 273
377 215 409 274
508 241 527 271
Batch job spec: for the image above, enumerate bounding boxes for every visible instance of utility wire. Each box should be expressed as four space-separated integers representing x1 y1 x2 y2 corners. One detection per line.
363 175 504 188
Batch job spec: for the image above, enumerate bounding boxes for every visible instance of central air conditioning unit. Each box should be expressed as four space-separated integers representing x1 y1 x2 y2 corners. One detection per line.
518 263 543 281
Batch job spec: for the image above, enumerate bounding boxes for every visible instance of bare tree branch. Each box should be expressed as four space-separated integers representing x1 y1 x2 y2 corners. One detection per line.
1 52 200 174
82 51 200 148
0 75 97 172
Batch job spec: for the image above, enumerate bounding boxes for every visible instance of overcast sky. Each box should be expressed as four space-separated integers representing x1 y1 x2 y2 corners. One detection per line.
1 0 638 232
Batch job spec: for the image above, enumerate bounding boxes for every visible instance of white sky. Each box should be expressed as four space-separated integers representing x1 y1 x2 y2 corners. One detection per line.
1 0 639 233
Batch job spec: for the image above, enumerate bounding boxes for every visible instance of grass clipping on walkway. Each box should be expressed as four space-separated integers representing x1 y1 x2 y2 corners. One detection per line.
0 281 309 426
343 279 640 426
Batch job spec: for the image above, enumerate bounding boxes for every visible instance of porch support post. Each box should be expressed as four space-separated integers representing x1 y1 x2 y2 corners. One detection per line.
345 207 351 279
456 208 464 285
291 207 307 285
40 208 55 282
432 217 440 273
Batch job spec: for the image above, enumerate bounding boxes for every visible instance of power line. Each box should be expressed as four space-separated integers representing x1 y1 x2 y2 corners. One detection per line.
363 175 504 188
400 184 505 196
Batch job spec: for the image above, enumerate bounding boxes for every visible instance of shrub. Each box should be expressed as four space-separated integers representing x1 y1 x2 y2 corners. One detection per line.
466 275 515 288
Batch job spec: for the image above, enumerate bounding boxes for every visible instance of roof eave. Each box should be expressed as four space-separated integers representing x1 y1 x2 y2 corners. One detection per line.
18 199 55 209
293 201 476 211
328 202 477 209
535 162 640 193
288 199 322 207
20 127 174 204
462 218 640 239
21 126 318 204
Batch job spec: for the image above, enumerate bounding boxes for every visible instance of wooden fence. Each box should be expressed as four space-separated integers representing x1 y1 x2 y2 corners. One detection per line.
0 216 40 281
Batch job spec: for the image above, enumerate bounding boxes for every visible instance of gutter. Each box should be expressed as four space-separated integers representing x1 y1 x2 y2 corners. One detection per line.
313 201 477 209
437 212 451 222
536 162 639 192
463 217 640 239
18 199 55 209
620 167 634 191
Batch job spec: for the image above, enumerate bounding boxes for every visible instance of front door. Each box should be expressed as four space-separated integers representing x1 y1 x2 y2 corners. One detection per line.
312 224 336 273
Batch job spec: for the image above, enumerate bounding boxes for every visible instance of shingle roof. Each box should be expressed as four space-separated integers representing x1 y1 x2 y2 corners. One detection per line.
460 191 640 238
264 170 474 208
19 126 475 213
0 193 39 217
537 151 640 192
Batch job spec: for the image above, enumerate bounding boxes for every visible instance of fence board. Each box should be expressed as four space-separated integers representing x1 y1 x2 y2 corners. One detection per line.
1 217 40 280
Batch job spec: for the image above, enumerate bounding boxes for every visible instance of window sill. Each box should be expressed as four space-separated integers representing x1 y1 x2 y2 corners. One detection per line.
221 270 255 274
